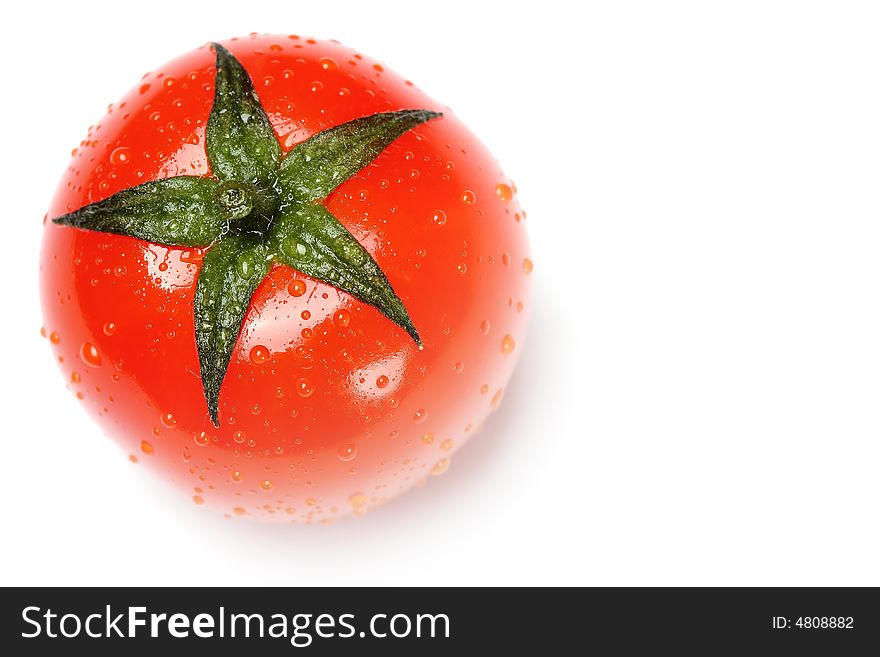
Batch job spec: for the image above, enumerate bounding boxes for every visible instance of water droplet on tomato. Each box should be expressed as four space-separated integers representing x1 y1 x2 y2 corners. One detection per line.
457 263 468 275
479 320 491 335
140 440 154 455
233 430 246 444
193 495 204 505
452 362 464 374
491 388 504 408
501 335 516 355
260 479 273 491
431 458 450 475
337 443 357 461
495 183 513 202
161 412 177 428
49 331 60 345
318 56 337 71
333 309 351 327
288 279 306 297
431 210 447 226
296 377 315 397
461 190 476 205
110 147 131 165
103 321 117 336
231 470 244 482
523 258 533 274
194 431 210 447
249 345 269 364
348 493 366 509
81 342 102 367
422 432 435 445
376 375 389 389
441 439 454 451
413 408 427 424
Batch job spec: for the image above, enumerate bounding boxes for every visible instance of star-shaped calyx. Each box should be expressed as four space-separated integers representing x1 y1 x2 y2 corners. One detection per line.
52 43 441 426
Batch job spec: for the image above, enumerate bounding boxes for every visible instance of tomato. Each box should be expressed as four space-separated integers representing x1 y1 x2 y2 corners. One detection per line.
39 34 531 522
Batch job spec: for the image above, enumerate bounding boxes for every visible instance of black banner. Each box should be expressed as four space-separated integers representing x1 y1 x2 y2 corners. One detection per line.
1 587 877 653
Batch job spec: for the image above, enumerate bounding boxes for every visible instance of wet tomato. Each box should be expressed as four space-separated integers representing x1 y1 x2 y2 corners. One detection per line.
40 34 531 522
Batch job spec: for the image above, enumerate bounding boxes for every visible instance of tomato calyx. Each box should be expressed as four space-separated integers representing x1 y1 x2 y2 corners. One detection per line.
51 42 441 426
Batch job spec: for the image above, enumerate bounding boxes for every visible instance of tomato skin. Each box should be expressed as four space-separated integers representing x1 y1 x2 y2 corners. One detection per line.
39 35 531 521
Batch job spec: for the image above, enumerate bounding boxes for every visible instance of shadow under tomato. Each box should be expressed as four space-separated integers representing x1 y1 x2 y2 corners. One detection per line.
145 273 557 579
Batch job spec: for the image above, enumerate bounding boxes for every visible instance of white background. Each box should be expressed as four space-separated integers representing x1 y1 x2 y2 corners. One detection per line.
1 0 879 586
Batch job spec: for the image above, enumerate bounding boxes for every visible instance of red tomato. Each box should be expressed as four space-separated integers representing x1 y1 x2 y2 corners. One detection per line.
39 34 531 521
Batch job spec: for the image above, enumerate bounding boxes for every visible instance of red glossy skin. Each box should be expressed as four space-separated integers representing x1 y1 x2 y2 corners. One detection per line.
40 34 531 522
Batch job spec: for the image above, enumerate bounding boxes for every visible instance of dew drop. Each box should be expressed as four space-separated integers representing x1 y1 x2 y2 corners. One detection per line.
452 362 464 374
71 371 81 383
140 440 154 455
422 432 435 445
318 56 337 71
523 258 534 274
260 479 273 491
441 439 454 451
310 80 323 92
461 190 476 205
456 263 468 275
103 321 117 336
288 279 306 297
479 320 491 335
233 430 246 444
161 412 177 428
431 458 450 475
491 388 504 408
233 507 247 516
194 431 210 447
231 470 244 482
348 493 366 509
193 495 204 505
333 309 351 327
413 408 427 424
81 343 102 367
249 345 270 364
110 146 131 165
501 334 516 355
431 210 447 226
296 377 315 397
376 375 389 389
495 183 513 202
337 443 357 461
49 331 61 345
